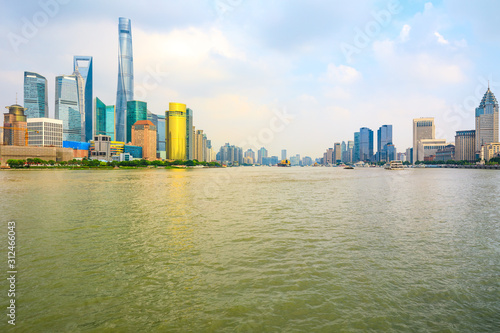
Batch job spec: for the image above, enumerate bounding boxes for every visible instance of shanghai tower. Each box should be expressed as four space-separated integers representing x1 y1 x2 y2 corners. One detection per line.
116 17 134 143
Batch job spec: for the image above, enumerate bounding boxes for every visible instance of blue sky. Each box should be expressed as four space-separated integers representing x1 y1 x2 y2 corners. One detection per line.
1 0 499 158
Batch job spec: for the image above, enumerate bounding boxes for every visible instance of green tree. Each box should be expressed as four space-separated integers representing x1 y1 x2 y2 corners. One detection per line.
48 160 56 165
6 159 22 168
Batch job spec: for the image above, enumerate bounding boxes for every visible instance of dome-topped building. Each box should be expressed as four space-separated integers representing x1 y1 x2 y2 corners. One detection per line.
3 103 27 145
475 87 499 153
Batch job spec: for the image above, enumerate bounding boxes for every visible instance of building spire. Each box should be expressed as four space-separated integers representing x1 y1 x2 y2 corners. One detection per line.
15 92 18 104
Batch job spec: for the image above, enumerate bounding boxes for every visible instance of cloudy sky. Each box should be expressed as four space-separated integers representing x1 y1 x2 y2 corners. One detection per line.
1 0 499 158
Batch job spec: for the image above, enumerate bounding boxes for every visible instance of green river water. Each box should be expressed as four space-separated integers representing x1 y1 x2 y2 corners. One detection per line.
0 167 499 332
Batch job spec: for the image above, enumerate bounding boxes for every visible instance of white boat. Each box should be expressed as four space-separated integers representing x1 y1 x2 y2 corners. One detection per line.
385 160 404 170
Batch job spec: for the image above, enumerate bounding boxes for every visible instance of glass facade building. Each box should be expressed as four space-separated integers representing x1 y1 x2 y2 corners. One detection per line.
166 103 187 160
124 145 142 159
377 124 393 162
24 72 48 119
116 17 134 143
258 147 268 164
186 108 194 160
94 97 115 140
73 56 93 142
126 100 147 143
359 127 373 162
147 111 165 158
55 75 81 142
353 132 360 162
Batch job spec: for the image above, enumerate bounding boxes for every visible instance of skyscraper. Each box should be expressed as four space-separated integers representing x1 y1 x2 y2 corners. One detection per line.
413 118 435 163
334 142 341 163
126 100 147 143
245 149 256 164
116 17 134 143
195 129 204 161
359 127 373 162
186 108 194 160
377 124 393 162
347 140 354 163
475 87 499 154
281 149 287 160
455 130 475 162
132 120 157 161
23 72 48 118
147 111 166 159
353 131 360 162
94 97 115 140
258 147 268 164
73 56 93 141
55 75 81 142
166 102 186 160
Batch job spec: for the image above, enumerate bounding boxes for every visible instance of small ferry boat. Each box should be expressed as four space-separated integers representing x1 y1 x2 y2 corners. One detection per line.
277 159 291 167
385 160 404 170
344 166 354 169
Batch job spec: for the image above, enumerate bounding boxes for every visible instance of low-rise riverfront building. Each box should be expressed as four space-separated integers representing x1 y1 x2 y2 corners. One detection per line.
27 118 63 147
0 145 73 167
481 142 500 161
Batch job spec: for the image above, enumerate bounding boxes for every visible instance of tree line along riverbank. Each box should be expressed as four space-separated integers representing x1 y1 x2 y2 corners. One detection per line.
3 158 221 169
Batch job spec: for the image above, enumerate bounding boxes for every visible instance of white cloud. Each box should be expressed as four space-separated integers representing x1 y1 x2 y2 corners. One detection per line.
322 63 361 84
434 31 449 45
399 24 411 42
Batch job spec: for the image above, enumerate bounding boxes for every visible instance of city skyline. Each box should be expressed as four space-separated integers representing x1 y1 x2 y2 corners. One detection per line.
1 1 500 158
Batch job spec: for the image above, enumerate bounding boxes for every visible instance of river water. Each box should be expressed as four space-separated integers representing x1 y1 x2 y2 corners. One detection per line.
0 167 499 332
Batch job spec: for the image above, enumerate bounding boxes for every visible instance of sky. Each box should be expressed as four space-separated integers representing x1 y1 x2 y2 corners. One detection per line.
1 0 499 158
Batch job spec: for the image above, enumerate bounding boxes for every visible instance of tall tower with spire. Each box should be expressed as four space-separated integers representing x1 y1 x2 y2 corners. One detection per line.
115 17 134 143
475 87 499 154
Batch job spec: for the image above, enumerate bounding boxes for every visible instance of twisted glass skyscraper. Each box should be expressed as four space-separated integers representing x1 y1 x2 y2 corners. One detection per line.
115 17 134 143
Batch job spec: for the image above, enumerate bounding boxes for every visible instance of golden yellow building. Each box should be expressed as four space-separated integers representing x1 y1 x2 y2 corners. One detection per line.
3 104 28 146
166 102 186 160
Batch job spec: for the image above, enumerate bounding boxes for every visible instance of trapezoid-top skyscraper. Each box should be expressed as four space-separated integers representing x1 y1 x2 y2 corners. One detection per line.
115 17 134 143
73 56 93 142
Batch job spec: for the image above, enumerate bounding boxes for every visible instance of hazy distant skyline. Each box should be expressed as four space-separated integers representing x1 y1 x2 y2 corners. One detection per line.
1 0 499 158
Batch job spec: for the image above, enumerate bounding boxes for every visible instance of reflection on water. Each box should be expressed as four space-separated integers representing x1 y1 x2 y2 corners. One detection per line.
0 167 499 332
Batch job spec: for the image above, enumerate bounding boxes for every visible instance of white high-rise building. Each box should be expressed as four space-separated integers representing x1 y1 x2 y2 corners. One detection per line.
27 118 63 147
413 118 435 163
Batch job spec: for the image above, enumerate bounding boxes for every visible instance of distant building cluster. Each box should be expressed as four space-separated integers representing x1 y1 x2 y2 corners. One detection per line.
317 87 500 166
2 18 500 167
320 124 396 165
1 17 215 165
411 87 499 163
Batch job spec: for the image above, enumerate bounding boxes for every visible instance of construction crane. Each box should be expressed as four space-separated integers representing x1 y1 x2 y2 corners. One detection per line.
0 126 39 146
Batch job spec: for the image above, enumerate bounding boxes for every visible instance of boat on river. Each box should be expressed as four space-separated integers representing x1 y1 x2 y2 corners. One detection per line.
385 160 404 170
